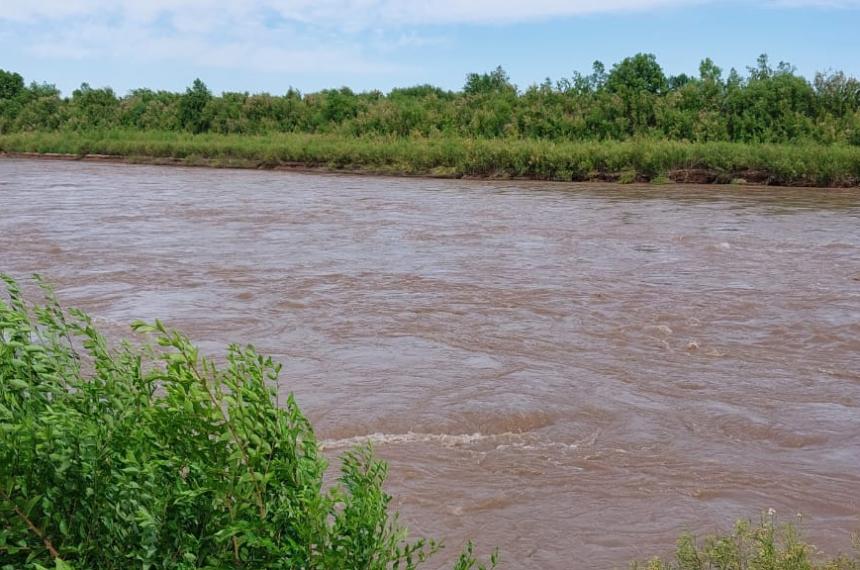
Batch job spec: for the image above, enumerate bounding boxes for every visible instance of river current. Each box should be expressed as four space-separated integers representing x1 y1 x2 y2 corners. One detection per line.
1 158 858 568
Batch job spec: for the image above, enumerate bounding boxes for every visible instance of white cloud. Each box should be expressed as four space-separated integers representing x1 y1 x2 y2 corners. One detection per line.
4 1 404 75
2 0 857 77
3 0 859 26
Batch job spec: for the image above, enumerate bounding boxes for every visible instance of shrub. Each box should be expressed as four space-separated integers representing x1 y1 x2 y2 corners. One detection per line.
0 275 496 569
635 513 860 570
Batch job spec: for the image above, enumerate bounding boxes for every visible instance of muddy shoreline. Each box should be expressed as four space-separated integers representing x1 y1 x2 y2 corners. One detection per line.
3 151 853 189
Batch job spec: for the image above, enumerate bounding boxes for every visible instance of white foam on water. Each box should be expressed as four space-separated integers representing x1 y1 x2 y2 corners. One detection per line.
319 431 525 451
494 441 578 452
319 431 578 452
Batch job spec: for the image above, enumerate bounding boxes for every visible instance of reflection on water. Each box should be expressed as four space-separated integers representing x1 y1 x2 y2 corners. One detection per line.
1 158 859 568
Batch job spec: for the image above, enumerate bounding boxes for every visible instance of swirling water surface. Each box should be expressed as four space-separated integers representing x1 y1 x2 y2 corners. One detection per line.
2 158 859 568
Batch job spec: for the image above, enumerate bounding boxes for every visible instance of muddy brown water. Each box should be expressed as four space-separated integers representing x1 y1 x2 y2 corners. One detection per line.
2 158 859 568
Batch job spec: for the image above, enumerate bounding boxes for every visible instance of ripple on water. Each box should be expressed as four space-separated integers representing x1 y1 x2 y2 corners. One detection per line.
2 158 859 569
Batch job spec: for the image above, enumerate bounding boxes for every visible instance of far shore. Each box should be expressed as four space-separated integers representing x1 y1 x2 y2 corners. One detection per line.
2 131 859 188
0 150 782 187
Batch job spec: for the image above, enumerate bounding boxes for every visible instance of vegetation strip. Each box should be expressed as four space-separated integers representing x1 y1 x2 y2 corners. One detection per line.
2 52 860 187
2 131 859 187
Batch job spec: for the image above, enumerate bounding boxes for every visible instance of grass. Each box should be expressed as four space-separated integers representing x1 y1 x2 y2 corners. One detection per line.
1 130 859 187
634 514 860 570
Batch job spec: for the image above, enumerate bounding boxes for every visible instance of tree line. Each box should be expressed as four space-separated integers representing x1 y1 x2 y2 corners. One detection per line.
1 53 859 145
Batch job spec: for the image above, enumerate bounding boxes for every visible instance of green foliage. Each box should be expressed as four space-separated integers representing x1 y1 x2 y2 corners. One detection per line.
607 53 668 95
68 83 120 130
0 276 496 570
602 54 668 134
3 54 858 144
634 513 860 570
463 66 517 96
0 69 25 100
179 79 213 134
2 131 858 187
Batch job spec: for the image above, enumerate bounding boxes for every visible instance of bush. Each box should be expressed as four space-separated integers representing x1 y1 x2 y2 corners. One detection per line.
0 275 496 569
635 513 860 570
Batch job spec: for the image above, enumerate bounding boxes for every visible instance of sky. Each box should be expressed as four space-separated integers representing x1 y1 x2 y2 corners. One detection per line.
1 0 859 96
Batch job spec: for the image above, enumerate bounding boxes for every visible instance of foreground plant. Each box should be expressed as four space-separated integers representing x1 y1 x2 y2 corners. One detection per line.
0 275 497 569
635 513 860 570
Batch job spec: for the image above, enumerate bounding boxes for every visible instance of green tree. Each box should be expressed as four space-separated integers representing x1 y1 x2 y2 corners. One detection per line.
464 66 517 96
11 82 64 131
68 83 120 129
606 53 668 134
699 58 723 83
606 53 667 96
0 70 27 133
0 69 25 100
814 70 860 117
179 78 213 133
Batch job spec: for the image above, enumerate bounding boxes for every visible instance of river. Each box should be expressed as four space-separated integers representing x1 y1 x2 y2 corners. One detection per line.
1 158 859 568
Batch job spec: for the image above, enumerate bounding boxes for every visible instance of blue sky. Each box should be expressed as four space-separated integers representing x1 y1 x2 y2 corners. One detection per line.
1 1 859 96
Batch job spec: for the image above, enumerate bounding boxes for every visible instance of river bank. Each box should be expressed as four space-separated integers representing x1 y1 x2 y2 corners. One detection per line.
2 131 859 187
